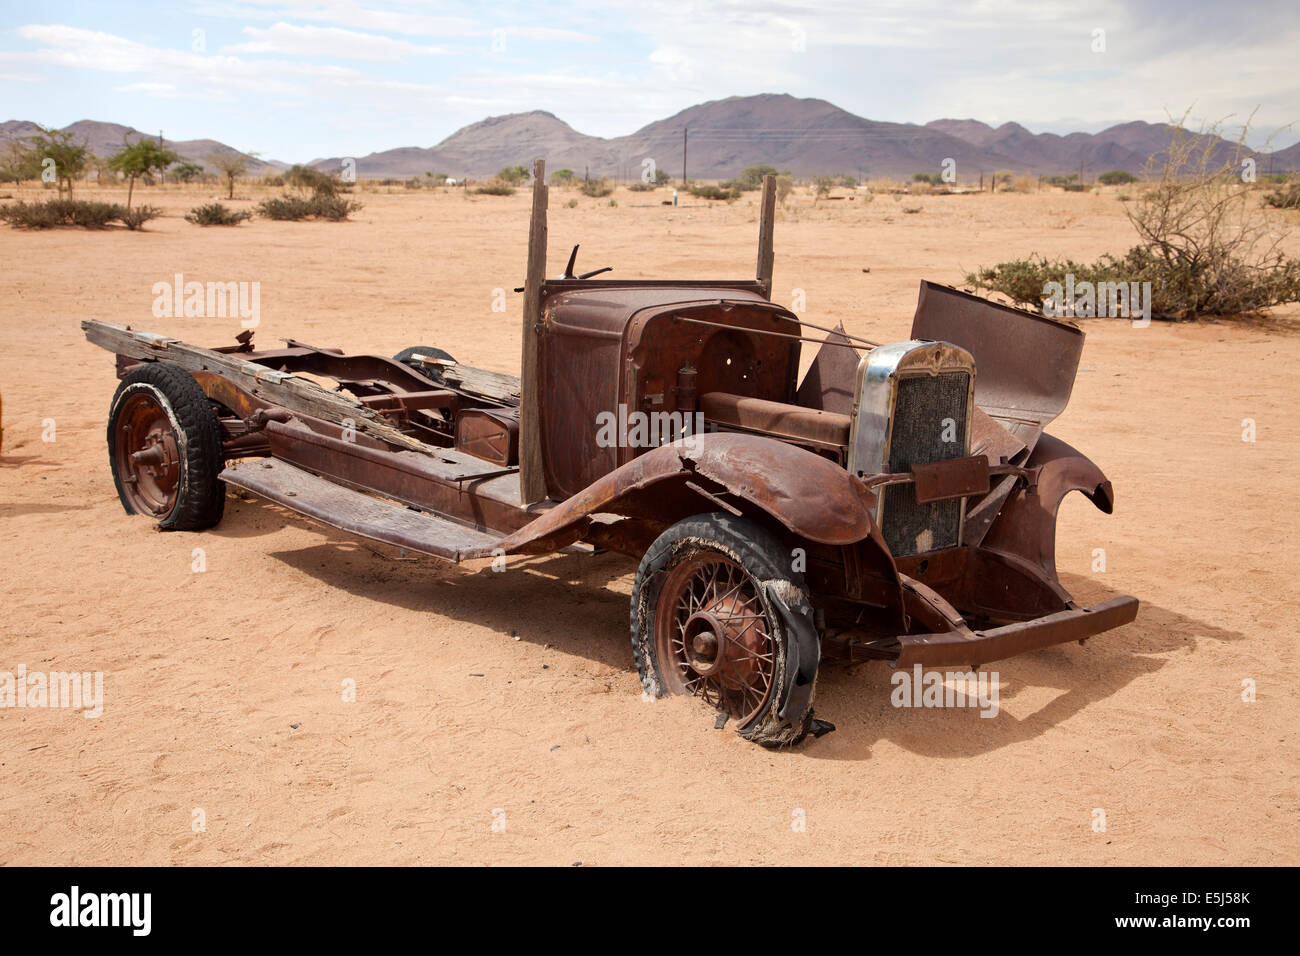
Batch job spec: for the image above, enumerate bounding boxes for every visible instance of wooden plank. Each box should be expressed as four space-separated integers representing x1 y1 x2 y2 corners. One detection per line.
518 157 549 504
413 355 520 406
82 320 439 457
756 174 776 299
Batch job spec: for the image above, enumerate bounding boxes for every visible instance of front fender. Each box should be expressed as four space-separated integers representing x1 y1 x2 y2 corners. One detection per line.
981 432 1115 585
500 431 878 555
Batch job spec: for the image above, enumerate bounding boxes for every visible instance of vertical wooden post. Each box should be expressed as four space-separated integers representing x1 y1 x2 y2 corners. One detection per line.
519 158 548 504
756 174 776 299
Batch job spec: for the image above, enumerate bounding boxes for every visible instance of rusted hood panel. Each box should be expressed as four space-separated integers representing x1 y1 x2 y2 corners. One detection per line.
501 431 876 553
911 281 1084 453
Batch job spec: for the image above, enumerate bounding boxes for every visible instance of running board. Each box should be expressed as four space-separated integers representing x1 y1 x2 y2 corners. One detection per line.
221 458 502 562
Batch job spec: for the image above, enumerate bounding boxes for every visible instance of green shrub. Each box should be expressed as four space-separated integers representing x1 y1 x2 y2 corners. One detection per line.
688 183 738 201
627 181 657 192
1062 183 1088 192
1 198 124 229
257 194 361 220
119 205 162 230
580 177 613 198
497 165 530 184
1098 170 1139 185
472 181 516 196
185 202 252 226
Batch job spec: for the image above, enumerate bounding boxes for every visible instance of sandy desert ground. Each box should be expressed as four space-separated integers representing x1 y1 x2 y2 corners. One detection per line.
1 180 1297 865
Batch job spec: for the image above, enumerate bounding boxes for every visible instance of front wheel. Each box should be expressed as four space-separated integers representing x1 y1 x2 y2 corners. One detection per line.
631 513 820 746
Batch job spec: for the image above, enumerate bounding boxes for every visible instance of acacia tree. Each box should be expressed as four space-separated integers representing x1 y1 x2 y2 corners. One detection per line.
109 139 181 211
23 126 89 196
208 152 252 200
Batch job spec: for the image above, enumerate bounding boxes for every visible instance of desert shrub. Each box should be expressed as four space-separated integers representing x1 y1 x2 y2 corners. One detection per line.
261 173 285 187
580 177 613 198
119 205 162 230
257 194 361 221
1061 182 1087 192
1040 174 1078 187
912 172 944 187
550 168 576 186
1 198 123 228
901 206 923 214
1264 180 1300 209
473 181 516 196
497 165 530 184
566 198 577 208
1099 169 1139 185
689 183 738 201
627 181 657 191
185 202 252 226
970 114 1300 320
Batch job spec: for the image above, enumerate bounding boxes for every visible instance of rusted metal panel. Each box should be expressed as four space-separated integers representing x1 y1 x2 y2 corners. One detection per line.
910 281 1083 454
456 408 520 466
912 455 989 503
221 458 501 561
794 324 859 416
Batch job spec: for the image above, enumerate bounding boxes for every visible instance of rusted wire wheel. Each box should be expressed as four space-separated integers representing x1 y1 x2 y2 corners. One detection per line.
654 552 776 723
631 513 819 745
107 362 225 531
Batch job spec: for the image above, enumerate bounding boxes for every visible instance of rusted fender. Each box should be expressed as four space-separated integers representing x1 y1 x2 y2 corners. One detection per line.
981 432 1114 586
500 431 878 554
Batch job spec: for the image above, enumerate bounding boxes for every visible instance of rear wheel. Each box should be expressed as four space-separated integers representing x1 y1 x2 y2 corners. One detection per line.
631 513 820 746
107 361 226 530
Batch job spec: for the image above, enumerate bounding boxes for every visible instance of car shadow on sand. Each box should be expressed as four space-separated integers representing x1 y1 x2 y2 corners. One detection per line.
214 496 1242 758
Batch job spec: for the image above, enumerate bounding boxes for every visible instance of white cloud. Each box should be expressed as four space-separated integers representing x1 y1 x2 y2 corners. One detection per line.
222 22 452 60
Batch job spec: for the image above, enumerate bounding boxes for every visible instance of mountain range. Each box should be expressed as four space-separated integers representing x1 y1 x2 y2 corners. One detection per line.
5 94 1298 182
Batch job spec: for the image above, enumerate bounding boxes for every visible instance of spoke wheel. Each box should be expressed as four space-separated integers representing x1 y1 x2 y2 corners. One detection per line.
655 551 775 724
631 512 821 746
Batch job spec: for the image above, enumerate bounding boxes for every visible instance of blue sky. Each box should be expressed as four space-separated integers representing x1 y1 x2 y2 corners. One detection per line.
1 0 1296 162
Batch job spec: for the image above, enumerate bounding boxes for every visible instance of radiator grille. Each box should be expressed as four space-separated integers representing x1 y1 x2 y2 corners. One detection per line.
882 371 970 557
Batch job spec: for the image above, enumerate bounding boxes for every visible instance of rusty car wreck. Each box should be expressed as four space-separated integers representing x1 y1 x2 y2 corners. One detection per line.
83 165 1138 746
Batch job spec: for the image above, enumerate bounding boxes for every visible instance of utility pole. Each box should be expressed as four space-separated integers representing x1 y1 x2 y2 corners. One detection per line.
682 128 688 185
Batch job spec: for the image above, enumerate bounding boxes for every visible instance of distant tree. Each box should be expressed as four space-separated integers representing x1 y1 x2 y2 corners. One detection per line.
654 167 671 185
735 164 781 189
284 163 341 196
550 168 575 186
1098 169 1138 185
108 138 181 210
0 141 43 184
23 126 90 196
173 162 205 183
209 152 251 200
812 175 835 204
498 165 530 184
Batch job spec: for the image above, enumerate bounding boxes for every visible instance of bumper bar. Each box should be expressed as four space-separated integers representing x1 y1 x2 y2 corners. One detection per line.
894 595 1139 668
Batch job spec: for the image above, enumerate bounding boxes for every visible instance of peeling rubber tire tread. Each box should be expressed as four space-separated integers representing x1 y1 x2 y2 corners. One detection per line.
630 512 817 747
107 361 226 531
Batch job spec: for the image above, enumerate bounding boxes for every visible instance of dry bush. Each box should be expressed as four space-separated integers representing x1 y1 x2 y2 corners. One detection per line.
185 202 252 226
580 177 613 198
969 113 1300 319
472 181 516 196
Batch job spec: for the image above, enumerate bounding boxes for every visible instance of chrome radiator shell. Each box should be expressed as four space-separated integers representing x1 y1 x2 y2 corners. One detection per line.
848 340 976 557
